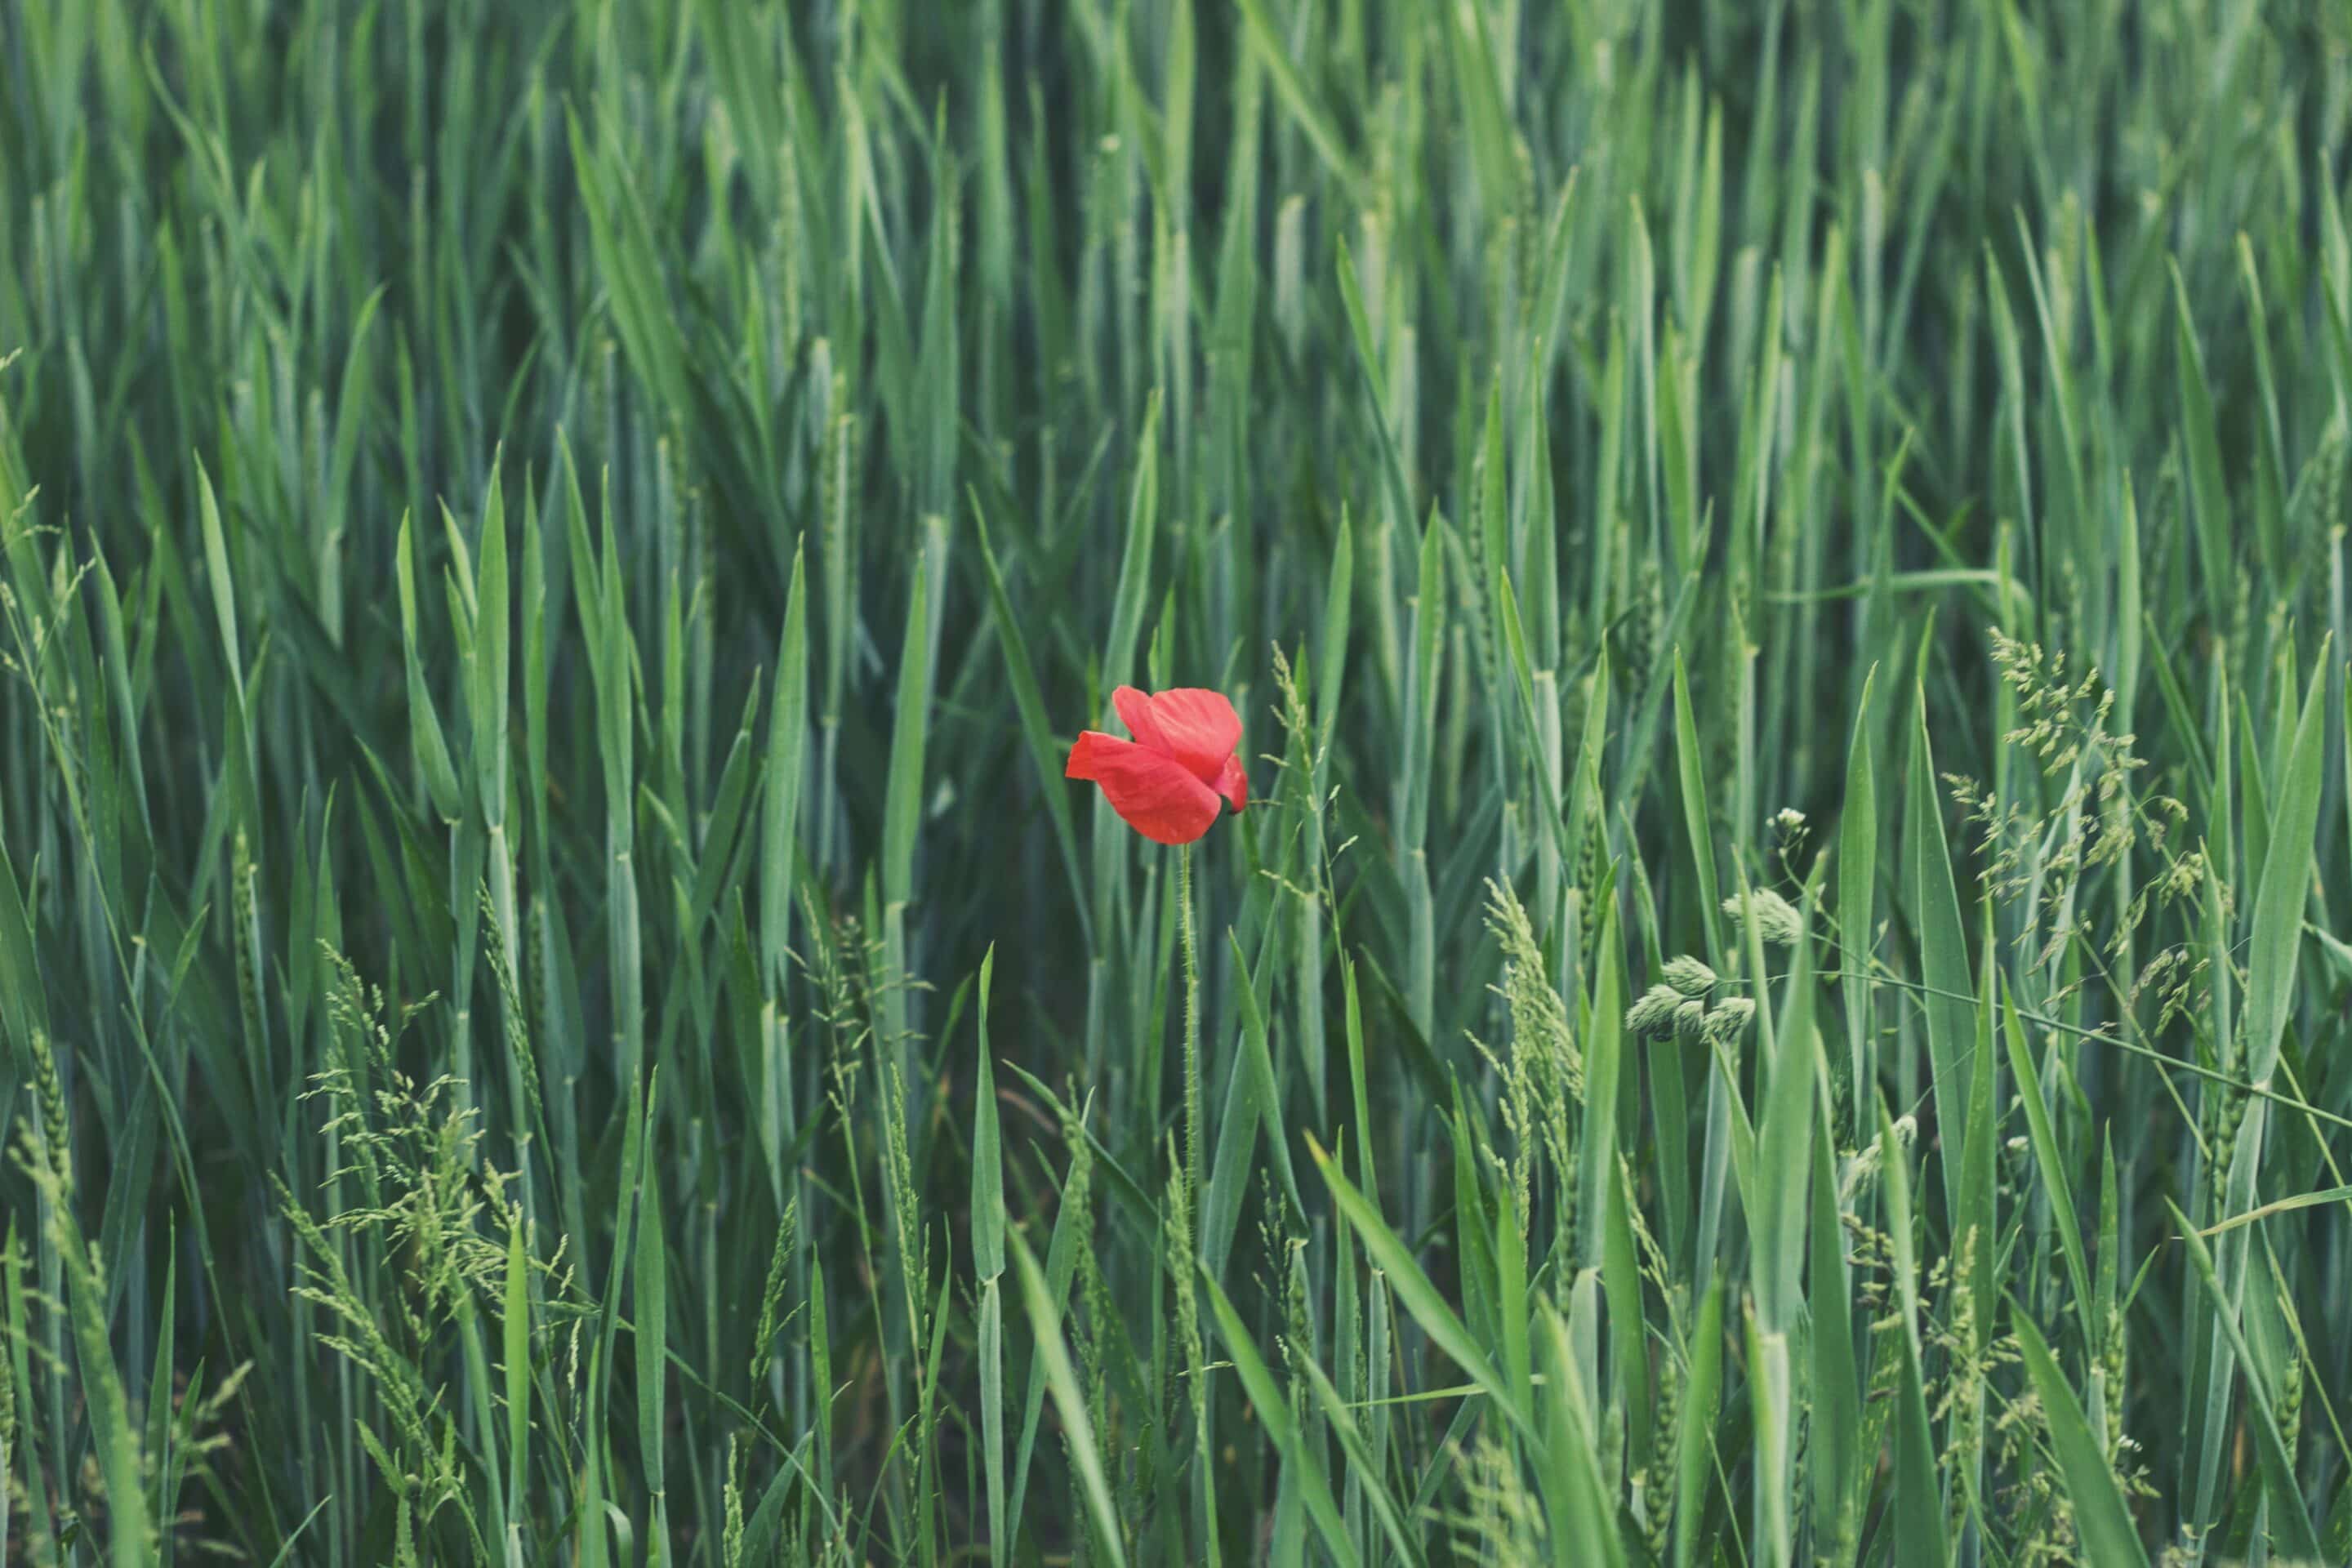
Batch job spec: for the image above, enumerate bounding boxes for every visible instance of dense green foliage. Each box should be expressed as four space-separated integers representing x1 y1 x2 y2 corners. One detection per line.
6 0 2352 1561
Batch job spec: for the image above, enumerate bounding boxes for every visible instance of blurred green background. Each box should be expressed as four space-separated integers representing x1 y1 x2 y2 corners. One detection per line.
3 0 2352 1562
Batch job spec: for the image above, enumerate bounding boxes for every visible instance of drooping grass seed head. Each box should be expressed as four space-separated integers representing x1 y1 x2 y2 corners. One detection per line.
1626 983 1683 1038
1663 954 1717 998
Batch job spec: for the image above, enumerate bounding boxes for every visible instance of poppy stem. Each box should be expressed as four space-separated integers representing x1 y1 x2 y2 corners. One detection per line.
1178 842 1201 1215
1173 841 1222 1568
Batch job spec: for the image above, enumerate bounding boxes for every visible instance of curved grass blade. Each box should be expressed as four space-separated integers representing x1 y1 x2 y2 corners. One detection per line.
2009 1310 2154 1568
1199 1265 1365 1568
1306 1134 1539 1446
1009 1227 1129 1568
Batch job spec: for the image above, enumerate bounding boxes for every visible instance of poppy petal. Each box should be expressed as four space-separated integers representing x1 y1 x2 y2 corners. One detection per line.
1213 753 1248 813
1135 688 1242 782
1111 686 1169 752
1067 732 1221 844
1065 729 1117 780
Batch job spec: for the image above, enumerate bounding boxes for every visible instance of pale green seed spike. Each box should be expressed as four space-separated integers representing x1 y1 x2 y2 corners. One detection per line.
1662 955 1717 998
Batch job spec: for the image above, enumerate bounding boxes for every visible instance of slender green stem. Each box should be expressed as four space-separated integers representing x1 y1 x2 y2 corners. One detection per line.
1181 841 1202 1207
1176 839 1220 1568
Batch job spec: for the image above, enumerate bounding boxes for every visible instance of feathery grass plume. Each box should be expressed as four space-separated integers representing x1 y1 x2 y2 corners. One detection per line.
1619 1157 1687 1558
1838 1116 1917 1217
1627 984 1683 1037
284 943 585 1560
1465 1012 1539 1238
1722 886 1803 945
1438 1430 1548 1566
15 1090 157 1565
1663 953 1717 997
880 1054 927 1361
1703 996 1755 1043
1164 1135 1205 1436
1991 1368 2082 1566
26 1027 70 1196
479 885 550 1170
0 1250 13 1459
2286 414 2347 542
749 1197 798 1382
1054 1088 1125 1561
721 1432 749 1567
282 1167 489 1557
1076 1238 1120 1463
232 829 268 1073
1483 876 1583 1222
2101 1297 2131 1473
1924 1228 2010 1445
1267 639 1325 781
807 900 870 1120
1275 1227 1313 1420
1616 550 1662 699
1953 630 2211 1018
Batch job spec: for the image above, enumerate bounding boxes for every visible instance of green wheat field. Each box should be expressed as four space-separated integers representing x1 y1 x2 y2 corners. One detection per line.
6 1 2352 1563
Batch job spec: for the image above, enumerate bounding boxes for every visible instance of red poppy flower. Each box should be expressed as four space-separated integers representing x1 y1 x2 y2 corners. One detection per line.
1066 685 1248 845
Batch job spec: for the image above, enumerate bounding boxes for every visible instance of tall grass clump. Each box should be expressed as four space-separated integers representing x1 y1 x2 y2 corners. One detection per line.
4 1 2352 1562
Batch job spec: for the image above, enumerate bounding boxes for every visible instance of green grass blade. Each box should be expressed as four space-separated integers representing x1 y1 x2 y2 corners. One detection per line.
1010 1228 1129 1568
1879 1094 1950 1568
1906 682 1972 1219
1838 664 1878 1137
2009 1309 2155 1568
1306 1134 1538 1446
